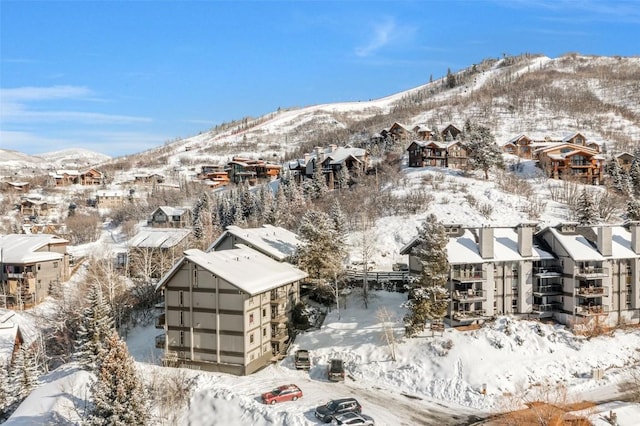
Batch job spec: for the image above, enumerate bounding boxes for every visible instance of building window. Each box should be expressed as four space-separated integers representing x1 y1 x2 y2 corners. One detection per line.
249 313 254 324
250 333 254 344
179 291 184 305
263 328 267 337
53 262 58 268
179 331 184 346
180 311 184 325
263 308 267 317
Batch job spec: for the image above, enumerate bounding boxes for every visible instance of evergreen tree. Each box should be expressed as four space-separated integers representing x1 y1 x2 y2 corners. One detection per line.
335 166 351 190
238 181 257 220
630 152 640 196
329 199 348 238
627 198 640 221
404 215 450 329
305 161 329 200
0 360 14 414
10 346 41 401
446 68 456 88
575 188 599 225
296 210 343 281
76 283 114 371
87 330 147 426
465 122 504 179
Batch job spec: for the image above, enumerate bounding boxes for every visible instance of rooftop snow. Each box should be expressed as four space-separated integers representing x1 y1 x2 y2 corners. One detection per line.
208 224 301 261
129 228 191 249
0 234 67 263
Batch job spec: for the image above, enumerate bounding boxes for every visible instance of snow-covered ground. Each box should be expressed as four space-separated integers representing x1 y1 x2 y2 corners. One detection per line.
13 289 639 425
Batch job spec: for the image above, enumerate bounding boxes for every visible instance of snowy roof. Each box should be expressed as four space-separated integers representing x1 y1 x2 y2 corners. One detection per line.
156 206 188 217
322 147 364 166
207 224 301 261
0 310 39 365
0 234 68 263
95 189 126 197
541 225 637 261
401 226 554 264
128 228 191 248
157 245 307 295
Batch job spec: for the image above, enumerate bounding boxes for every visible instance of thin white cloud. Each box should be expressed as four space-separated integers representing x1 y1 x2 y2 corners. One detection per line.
0 85 151 125
355 18 400 58
1 85 93 101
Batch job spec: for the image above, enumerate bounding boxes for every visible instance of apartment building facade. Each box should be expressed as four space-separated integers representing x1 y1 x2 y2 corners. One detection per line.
155 245 307 375
401 222 640 328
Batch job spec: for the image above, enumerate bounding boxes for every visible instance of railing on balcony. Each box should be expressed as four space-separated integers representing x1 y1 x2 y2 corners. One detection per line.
576 286 607 297
451 269 485 281
270 290 287 303
452 289 486 301
155 334 165 349
271 310 287 322
155 314 166 329
532 302 562 313
533 284 563 295
271 330 289 342
451 310 486 321
533 267 563 277
575 305 608 316
574 267 608 278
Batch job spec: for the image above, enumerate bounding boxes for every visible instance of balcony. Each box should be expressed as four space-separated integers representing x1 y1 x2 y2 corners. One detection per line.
575 305 608 316
270 310 287 323
576 286 608 297
533 267 562 277
532 302 562 313
452 289 486 302
575 267 608 279
155 334 165 349
533 284 563 296
451 310 486 321
270 290 287 304
155 313 166 329
271 330 289 343
451 269 485 282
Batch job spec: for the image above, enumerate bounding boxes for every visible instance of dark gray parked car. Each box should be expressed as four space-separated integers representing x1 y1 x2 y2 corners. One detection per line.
314 398 362 423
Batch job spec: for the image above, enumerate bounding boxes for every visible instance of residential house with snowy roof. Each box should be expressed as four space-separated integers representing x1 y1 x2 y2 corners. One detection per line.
3 181 30 193
155 245 307 375
0 234 70 309
387 122 413 146
441 124 462 141
226 157 281 185
501 134 534 159
19 196 56 219
148 206 191 228
412 125 434 141
288 144 370 189
615 152 635 172
127 228 192 279
48 170 81 187
94 189 129 209
406 140 469 169
536 222 640 327
80 168 104 186
207 224 301 262
537 143 605 185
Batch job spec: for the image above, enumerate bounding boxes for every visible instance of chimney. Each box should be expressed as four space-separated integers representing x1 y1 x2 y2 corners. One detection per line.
517 223 535 257
597 225 612 257
314 146 324 162
479 226 494 259
303 153 310 165
329 144 337 153
629 221 640 255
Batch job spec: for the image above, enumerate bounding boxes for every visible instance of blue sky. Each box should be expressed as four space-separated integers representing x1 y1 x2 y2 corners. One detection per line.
1 0 639 157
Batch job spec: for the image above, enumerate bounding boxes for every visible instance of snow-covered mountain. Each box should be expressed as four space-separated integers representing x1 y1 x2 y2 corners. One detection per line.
0 148 110 177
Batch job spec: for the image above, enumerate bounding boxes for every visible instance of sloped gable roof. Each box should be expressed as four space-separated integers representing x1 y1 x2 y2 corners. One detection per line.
0 234 67 263
156 245 307 295
129 228 191 249
207 224 301 261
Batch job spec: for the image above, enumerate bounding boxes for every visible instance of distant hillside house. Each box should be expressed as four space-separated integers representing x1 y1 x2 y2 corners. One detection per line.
0 234 70 309
387 122 413 145
412 125 434 141
19 197 56 219
536 143 604 185
80 168 104 185
207 224 301 262
502 134 534 159
133 173 165 185
48 170 81 186
288 144 370 188
3 181 30 193
155 245 307 375
94 189 129 209
148 206 191 228
615 152 635 172
441 124 462 141
225 157 281 185
0 311 24 364
407 140 468 170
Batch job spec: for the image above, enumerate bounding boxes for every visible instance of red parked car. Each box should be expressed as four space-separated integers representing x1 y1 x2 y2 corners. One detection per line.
261 384 303 405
